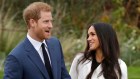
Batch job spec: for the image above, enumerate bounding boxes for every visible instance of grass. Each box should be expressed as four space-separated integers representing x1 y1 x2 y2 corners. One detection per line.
0 66 140 79
0 70 3 79
128 66 140 79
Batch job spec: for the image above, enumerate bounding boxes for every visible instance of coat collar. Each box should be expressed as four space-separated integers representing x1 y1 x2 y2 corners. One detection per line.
23 37 50 79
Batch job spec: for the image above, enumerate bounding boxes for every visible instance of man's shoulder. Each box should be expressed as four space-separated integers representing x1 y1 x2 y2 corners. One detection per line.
46 36 60 43
9 40 25 56
48 36 59 41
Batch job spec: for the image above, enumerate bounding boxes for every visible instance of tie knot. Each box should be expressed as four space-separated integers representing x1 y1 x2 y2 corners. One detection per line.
41 43 46 48
41 43 45 46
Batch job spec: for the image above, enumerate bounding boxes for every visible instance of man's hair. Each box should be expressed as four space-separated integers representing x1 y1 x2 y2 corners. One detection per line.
23 2 52 26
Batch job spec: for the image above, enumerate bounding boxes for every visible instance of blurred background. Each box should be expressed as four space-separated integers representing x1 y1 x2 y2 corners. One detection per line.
0 0 140 79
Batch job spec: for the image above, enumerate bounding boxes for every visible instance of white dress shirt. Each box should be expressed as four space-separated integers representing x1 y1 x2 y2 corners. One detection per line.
69 53 128 79
27 34 51 65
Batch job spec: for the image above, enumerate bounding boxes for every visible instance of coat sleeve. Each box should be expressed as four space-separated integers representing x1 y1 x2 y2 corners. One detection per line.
4 55 23 79
69 54 82 79
119 59 128 79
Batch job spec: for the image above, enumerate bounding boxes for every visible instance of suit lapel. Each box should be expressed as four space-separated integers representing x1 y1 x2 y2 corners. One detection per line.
24 38 50 79
46 40 58 79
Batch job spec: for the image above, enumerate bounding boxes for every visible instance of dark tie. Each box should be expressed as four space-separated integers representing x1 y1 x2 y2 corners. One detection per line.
41 43 53 79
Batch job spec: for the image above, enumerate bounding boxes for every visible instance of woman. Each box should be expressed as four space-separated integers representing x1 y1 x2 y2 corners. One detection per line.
69 23 127 79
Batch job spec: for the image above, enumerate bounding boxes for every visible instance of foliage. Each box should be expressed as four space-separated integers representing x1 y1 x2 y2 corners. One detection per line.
0 1 140 78
0 0 26 55
59 31 86 67
0 0 140 68
122 0 140 29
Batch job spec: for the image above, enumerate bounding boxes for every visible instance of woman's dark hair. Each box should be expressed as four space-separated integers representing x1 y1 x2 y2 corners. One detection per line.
78 23 122 79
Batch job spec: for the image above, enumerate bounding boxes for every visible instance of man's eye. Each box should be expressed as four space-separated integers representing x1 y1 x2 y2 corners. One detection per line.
44 21 49 23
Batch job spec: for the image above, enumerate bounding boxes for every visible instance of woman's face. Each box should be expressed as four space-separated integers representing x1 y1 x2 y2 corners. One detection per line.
87 26 100 51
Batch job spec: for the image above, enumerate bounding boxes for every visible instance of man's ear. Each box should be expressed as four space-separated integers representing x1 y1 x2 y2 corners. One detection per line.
29 19 36 28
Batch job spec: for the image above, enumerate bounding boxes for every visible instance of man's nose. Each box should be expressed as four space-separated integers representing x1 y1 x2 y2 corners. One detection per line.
48 21 53 29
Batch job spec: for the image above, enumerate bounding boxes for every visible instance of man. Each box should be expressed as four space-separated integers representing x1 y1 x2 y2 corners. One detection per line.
4 2 71 79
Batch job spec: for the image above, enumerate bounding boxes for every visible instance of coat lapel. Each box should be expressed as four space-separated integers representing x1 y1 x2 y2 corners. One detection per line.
46 40 58 79
24 38 50 79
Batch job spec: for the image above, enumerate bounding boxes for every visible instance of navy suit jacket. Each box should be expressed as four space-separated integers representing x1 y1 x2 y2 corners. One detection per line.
4 37 71 79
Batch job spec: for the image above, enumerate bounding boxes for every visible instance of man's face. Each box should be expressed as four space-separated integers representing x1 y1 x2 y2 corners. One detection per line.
29 11 53 42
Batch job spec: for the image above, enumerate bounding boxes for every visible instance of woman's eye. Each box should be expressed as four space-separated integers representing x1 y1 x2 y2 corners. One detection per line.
91 33 95 36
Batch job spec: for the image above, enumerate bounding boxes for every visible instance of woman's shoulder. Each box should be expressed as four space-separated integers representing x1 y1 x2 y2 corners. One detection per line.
73 53 84 61
118 59 127 69
118 59 128 78
76 53 84 57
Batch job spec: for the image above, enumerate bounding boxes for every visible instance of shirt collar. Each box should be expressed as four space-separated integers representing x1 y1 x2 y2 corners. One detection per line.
27 34 48 51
